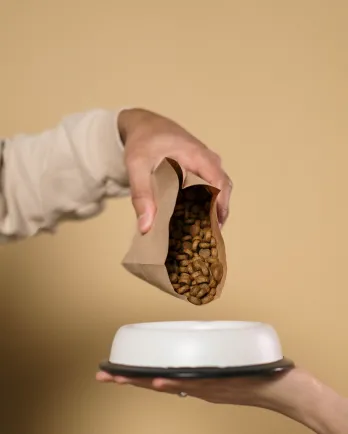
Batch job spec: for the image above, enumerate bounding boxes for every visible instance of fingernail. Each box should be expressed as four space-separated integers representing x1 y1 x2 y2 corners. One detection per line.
152 378 165 389
218 209 228 227
96 371 113 382
138 213 151 234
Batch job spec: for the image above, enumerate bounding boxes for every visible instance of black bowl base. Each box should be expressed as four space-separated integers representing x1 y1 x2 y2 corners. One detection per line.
99 357 295 379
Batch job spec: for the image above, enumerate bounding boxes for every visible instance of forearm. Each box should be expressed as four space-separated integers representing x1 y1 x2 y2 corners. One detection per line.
0 109 130 242
259 368 348 434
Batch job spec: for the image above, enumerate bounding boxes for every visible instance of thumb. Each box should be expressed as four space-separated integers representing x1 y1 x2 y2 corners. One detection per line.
128 163 156 234
133 196 156 234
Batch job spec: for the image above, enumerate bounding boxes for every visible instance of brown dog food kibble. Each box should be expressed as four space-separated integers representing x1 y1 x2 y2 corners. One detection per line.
165 185 224 305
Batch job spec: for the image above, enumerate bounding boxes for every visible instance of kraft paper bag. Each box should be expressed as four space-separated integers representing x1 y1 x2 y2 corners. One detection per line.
122 158 227 305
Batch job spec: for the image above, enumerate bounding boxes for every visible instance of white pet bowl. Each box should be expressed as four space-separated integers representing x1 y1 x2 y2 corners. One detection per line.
99 321 294 378
110 321 282 368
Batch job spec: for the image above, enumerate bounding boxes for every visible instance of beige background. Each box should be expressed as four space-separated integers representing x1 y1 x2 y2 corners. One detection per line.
1 0 347 433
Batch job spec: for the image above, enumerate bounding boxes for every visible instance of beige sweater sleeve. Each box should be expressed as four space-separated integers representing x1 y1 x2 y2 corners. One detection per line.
0 109 130 242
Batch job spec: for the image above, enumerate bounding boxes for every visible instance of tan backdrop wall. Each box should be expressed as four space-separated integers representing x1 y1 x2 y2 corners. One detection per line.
1 1 347 433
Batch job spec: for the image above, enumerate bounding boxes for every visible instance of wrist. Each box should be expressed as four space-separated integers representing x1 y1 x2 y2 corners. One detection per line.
117 108 150 145
257 367 348 434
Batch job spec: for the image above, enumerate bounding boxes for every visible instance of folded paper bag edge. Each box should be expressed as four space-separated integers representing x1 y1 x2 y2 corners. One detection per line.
122 158 179 266
123 263 188 300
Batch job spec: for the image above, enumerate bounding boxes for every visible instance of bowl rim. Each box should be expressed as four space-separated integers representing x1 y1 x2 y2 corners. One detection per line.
119 320 268 333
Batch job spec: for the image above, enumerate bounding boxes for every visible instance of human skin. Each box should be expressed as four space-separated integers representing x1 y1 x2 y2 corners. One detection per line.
118 108 232 233
97 367 348 434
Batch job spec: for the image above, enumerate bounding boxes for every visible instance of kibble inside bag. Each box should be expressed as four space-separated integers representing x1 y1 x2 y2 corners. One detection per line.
122 158 227 305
